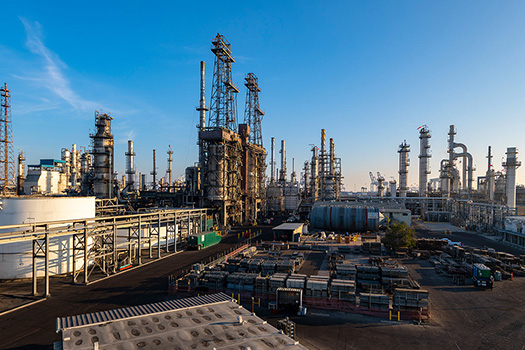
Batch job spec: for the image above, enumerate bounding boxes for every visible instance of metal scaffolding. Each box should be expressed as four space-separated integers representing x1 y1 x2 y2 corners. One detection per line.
0 83 15 195
244 73 264 147
0 208 207 297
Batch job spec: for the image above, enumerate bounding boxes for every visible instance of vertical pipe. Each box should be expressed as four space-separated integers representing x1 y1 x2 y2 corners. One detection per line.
270 137 275 183
32 240 37 296
84 222 88 284
197 61 208 193
45 229 50 297
152 149 157 190
279 140 286 183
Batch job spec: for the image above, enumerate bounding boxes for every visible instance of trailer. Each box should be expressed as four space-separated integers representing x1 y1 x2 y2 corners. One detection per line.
187 231 221 250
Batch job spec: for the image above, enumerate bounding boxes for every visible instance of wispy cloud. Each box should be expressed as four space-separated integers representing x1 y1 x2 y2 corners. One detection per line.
19 17 97 111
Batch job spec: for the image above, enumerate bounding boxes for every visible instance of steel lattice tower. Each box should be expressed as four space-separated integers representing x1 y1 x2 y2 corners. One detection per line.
0 83 15 195
209 34 239 131
244 73 264 146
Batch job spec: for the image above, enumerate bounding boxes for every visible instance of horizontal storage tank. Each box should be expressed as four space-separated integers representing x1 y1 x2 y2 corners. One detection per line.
187 231 221 250
0 196 96 279
310 202 379 232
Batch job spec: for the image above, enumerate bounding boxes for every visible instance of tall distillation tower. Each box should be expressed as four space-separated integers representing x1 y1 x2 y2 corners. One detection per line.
200 33 242 226
90 111 114 198
398 140 410 197
125 140 136 191
418 126 431 197
0 83 15 195
503 147 521 209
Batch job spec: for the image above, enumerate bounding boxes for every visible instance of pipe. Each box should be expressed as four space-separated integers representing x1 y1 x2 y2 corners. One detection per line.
270 137 275 183
453 150 473 192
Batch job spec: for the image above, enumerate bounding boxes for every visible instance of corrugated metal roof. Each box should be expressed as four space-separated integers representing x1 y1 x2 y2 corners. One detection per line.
56 292 232 332
272 223 304 231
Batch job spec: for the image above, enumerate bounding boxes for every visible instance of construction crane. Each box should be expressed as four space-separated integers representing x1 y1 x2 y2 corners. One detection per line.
369 171 378 192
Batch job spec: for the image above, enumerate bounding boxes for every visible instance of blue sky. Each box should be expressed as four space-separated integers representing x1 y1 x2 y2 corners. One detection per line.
1 1 525 190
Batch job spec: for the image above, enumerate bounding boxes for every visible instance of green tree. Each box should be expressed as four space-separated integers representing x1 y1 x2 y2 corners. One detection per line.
382 221 416 250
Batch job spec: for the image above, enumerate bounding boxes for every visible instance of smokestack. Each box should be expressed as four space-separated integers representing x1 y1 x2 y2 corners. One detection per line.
291 158 296 183
198 61 207 131
503 147 521 208
418 126 431 197
151 149 157 190
270 137 275 183
279 140 286 183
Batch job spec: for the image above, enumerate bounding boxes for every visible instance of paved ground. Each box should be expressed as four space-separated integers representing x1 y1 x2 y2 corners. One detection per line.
3 220 525 350
0 225 275 350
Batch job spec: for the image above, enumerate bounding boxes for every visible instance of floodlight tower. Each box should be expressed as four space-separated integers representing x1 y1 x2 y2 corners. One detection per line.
0 83 15 195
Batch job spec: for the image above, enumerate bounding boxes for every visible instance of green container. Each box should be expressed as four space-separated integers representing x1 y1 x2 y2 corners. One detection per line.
188 231 221 250
473 263 491 278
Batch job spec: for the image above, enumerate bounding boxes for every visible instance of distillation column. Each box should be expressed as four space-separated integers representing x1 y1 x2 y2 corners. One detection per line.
486 146 495 201
90 111 114 199
167 146 173 190
125 140 136 190
398 140 410 198
418 126 431 197
279 140 287 183
503 147 521 209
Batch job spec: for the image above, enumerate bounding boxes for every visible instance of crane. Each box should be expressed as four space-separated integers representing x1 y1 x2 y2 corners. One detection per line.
369 172 378 192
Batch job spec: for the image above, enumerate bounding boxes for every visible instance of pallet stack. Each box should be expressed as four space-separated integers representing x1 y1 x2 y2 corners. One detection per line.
329 279 357 303
305 276 329 298
255 276 268 293
381 266 409 288
269 273 288 293
359 292 390 310
203 271 229 289
393 288 430 310
336 262 357 280
286 274 307 289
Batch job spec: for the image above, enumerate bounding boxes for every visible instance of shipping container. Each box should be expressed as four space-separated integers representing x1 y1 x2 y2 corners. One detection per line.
187 231 221 250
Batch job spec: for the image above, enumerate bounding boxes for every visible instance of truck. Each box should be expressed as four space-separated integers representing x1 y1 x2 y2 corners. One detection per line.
472 263 494 289
187 231 221 250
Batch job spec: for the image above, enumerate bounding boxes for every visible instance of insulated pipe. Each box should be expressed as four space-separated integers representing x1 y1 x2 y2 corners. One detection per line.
311 147 318 200
71 144 78 187
454 142 468 190
453 151 473 192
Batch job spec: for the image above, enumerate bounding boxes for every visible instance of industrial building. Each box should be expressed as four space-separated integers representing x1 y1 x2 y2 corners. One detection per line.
55 293 307 350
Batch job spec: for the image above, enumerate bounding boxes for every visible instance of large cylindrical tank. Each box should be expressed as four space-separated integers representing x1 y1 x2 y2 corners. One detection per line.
310 203 379 232
0 197 95 279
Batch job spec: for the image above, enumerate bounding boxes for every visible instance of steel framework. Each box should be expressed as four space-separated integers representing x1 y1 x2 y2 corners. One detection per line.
209 34 239 132
244 73 264 146
0 83 15 195
0 208 207 297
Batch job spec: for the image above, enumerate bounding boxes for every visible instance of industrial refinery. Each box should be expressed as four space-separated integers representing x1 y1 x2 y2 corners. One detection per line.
1 17 525 350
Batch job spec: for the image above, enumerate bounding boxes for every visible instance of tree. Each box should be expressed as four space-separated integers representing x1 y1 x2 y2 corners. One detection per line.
382 221 417 250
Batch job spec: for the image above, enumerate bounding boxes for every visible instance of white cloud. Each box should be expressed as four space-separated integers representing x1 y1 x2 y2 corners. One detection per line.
20 18 97 111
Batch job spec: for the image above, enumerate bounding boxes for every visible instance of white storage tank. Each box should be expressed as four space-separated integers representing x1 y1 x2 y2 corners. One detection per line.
0 196 95 279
